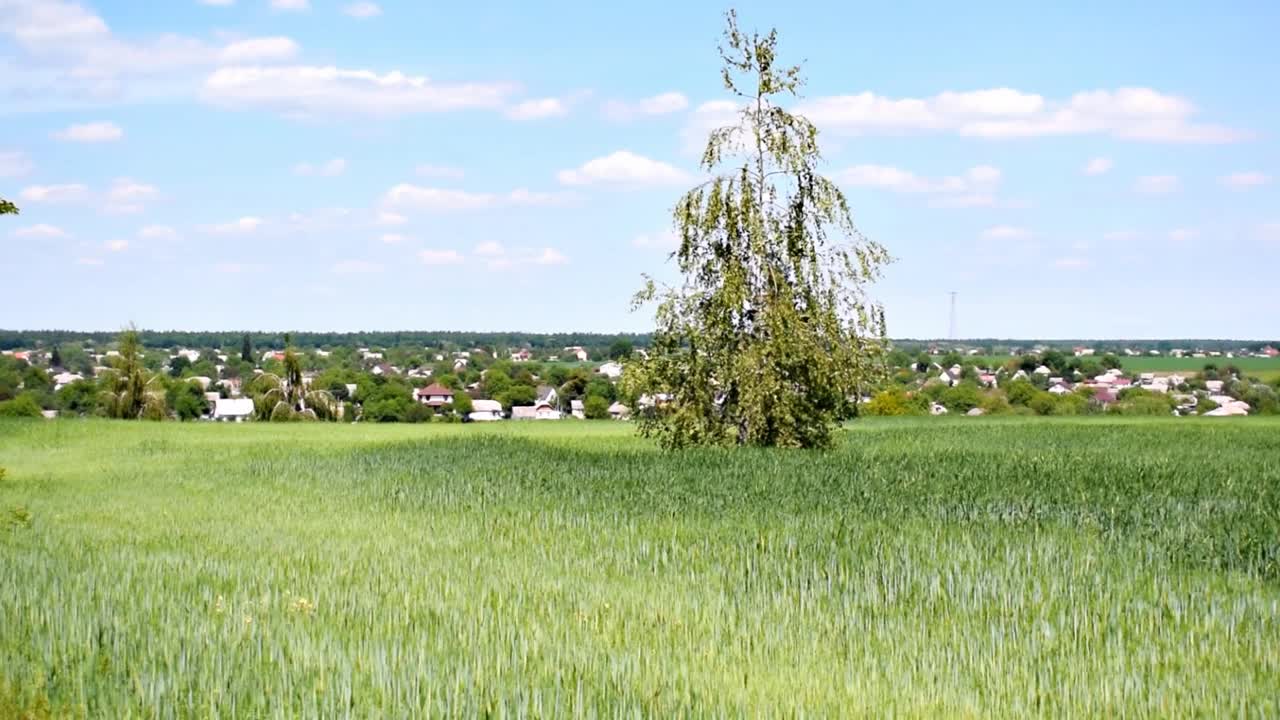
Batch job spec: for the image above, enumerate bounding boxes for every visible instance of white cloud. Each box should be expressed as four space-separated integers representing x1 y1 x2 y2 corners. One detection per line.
376 211 406 226
1083 157 1113 175
0 151 33 177
270 0 309 10
332 259 383 273
558 151 691 187
981 225 1031 240
474 244 569 270
418 249 464 265
1256 222 1280 244
474 241 504 257
343 2 382 18
633 229 679 251
836 164 1003 208
19 183 90 204
1054 257 1089 269
294 158 347 177
219 37 299 64
507 97 568 120
380 233 406 244
384 184 573 211
386 187 496 211
106 239 128 252
415 164 464 179
17 178 155 212
1219 171 1270 189
104 178 158 213
532 248 568 265
12 224 69 239
202 217 263 234
199 0 236 6
796 87 1246 143
0 0 299 109
603 91 689 120
1168 228 1199 242
107 178 157 201
77 257 104 266
1135 175 1179 194
52 121 123 142
202 65 515 118
139 225 178 240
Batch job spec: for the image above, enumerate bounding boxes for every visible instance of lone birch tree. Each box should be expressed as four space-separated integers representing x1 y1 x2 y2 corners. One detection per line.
625 10 890 449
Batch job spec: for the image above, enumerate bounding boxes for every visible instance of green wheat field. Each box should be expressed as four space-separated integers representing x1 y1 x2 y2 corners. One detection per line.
2 418 1278 717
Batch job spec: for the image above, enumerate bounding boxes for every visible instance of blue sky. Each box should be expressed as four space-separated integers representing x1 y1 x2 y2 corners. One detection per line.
2 0 1277 338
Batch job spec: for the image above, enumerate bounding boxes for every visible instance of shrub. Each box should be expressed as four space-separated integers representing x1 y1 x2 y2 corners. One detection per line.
0 395 42 418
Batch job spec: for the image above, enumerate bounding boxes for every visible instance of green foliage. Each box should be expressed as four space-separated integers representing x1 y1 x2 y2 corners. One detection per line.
583 394 610 420
241 333 253 363
861 388 924 416
629 12 889 449
0 395 41 418
608 339 634 360
99 326 167 420
1108 390 1177 416
168 355 191 377
496 384 536 409
245 334 338 421
940 382 982 413
0 197 17 215
451 392 474 415
170 381 210 421
1005 379 1038 406
56 379 98 416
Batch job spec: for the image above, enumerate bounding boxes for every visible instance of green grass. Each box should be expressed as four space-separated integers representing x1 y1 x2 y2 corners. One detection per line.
2 418 1279 717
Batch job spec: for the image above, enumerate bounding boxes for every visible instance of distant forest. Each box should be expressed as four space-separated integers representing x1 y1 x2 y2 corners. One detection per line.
0 330 653 352
0 330 1273 354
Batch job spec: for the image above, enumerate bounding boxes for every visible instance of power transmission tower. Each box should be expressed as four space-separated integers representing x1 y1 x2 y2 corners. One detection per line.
948 291 958 341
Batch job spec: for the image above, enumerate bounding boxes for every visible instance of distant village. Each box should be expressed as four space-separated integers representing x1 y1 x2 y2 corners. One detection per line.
866 342 1280 418
1 333 1277 421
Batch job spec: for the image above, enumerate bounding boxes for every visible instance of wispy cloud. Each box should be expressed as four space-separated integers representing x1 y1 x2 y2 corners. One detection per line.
384 185 574 211
294 158 347 177
1219 171 1270 189
418 249 465 265
1082 157 1113 175
602 92 688 121
1134 175 1179 194
558 151 691 187
342 2 382 19
796 87 1248 143
837 164 1004 208
52 121 123 142
12 224 69 239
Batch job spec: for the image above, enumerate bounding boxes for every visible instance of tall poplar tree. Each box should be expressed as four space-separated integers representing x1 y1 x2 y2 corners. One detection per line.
627 11 890 449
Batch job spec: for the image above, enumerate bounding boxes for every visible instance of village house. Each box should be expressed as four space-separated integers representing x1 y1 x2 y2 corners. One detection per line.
510 349 532 362
597 361 624 380
608 402 631 420
570 399 585 419
413 383 454 408
213 398 255 422
563 346 589 362
468 399 503 422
